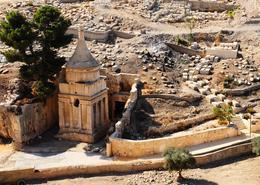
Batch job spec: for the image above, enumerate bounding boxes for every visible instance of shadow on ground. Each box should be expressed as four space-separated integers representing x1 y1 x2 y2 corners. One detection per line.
19 126 82 157
200 153 254 169
179 178 218 185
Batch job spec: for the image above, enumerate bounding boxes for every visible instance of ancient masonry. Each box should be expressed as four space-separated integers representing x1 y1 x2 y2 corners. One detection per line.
57 26 109 143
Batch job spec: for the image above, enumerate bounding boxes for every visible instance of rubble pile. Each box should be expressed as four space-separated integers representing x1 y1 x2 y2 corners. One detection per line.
112 0 228 24
223 59 260 87
0 0 143 32
182 54 220 81
138 49 176 70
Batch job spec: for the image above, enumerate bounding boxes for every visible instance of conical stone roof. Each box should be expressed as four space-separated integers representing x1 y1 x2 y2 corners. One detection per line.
67 26 99 69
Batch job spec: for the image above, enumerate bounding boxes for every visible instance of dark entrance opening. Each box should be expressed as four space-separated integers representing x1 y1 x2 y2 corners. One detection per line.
114 101 126 120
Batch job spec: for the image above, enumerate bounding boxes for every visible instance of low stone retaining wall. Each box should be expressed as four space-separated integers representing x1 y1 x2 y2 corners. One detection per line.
223 84 260 96
0 95 58 147
66 28 110 42
165 42 205 57
147 113 216 135
206 48 238 59
66 27 135 42
0 158 164 184
189 0 236 12
59 0 80 3
113 30 135 39
141 93 202 104
195 142 252 165
0 141 253 184
110 127 241 158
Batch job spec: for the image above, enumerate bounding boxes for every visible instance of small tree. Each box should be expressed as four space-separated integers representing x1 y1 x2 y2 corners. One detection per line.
0 11 36 59
185 16 197 43
243 106 256 137
213 103 234 125
0 6 71 100
163 148 196 181
252 136 260 156
227 10 235 20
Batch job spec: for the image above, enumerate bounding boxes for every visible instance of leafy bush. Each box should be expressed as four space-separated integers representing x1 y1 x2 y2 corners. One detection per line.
213 104 234 125
227 10 235 20
185 17 197 43
176 36 189 46
252 137 260 156
246 106 256 114
163 148 196 180
1 49 22 62
32 81 56 99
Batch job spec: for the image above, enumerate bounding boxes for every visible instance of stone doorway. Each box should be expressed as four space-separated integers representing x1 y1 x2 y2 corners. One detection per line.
114 101 126 120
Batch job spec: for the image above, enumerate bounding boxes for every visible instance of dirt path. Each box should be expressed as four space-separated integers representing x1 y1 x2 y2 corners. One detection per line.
29 156 260 185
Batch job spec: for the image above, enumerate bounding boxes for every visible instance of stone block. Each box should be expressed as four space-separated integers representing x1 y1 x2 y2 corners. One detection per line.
200 68 211 75
231 115 246 130
212 101 225 108
232 100 241 107
214 56 220 62
206 48 238 59
197 80 205 87
187 82 199 91
224 99 232 105
206 94 220 103
192 75 198 82
198 88 210 95
210 88 218 95
217 94 225 101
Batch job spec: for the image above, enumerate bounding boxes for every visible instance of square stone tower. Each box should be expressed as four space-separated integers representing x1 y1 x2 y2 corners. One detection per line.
58 26 109 143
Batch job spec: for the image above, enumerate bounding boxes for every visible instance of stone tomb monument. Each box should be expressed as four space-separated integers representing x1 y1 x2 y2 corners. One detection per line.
57 26 109 143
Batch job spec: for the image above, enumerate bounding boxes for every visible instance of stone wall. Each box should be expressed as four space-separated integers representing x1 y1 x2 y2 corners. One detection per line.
206 48 238 59
141 93 202 104
100 69 140 95
0 142 252 184
195 142 252 165
66 28 110 42
66 28 135 42
147 113 215 135
110 127 241 157
223 84 260 96
189 0 236 12
0 95 58 146
100 71 140 120
60 0 82 3
165 42 205 57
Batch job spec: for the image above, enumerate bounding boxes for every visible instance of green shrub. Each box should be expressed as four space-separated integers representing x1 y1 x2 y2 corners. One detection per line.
163 148 196 180
252 137 260 156
185 17 197 43
176 36 189 46
246 106 256 114
1 49 22 62
32 80 56 99
227 10 235 20
213 104 234 125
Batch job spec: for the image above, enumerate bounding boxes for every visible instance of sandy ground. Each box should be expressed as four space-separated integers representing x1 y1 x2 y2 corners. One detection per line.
27 155 260 185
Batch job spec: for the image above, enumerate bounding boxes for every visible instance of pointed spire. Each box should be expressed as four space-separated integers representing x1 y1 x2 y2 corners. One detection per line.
78 25 85 40
67 26 99 69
